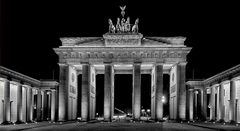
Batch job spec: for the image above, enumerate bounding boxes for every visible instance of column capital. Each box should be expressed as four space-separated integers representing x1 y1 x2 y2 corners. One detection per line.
0 77 9 82
231 76 240 81
178 62 187 66
50 88 57 91
104 62 112 65
10 80 21 86
81 62 90 65
22 84 31 88
155 62 164 66
220 80 230 85
211 83 219 88
58 63 68 66
188 88 194 92
133 61 142 65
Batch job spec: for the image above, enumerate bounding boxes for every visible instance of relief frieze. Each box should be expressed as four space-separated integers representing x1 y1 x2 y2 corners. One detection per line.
58 50 187 60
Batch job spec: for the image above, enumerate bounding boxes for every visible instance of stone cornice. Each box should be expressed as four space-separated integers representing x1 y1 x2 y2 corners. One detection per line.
0 66 40 86
203 64 240 86
186 81 204 87
187 64 240 88
144 36 186 45
0 66 58 88
40 80 59 88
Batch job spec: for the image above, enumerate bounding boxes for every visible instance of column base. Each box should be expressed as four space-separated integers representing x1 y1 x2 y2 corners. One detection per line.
154 119 165 122
208 119 216 122
132 118 141 122
229 120 236 124
36 119 42 122
1 121 13 125
104 118 112 122
81 118 88 122
176 119 187 123
15 120 25 124
217 119 225 123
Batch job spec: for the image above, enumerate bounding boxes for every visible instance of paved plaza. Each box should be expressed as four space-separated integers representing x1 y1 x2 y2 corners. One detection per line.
1 120 240 131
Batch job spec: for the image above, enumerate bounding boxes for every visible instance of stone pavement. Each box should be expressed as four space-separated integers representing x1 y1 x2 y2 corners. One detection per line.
186 121 240 131
0 120 240 131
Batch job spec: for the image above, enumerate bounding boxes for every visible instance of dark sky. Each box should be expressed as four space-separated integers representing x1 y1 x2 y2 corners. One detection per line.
0 0 239 80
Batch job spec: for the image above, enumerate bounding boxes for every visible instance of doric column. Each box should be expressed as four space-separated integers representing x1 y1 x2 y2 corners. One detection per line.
229 79 236 122
36 89 42 121
58 64 68 121
104 63 113 121
177 62 187 120
55 86 59 121
42 91 47 121
210 85 216 121
197 90 201 119
47 92 51 120
201 88 207 120
218 82 225 121
189 88 194 121
81 63 90 121
51 89 56 121
155 64 163 121
15 81 22 123
26 85 33 122
21 86 27 122
2 78 10 123
194 90 198 120
133 63 141 120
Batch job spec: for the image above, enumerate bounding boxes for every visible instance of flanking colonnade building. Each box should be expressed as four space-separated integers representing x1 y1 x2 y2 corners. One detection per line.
0 66 58 124
187 64 240 123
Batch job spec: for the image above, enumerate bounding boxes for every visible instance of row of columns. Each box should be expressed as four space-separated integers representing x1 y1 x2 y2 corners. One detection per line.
187 88 204 121
209 79 238 122
59 63 169 121
188 77 239 122
0 77 57 124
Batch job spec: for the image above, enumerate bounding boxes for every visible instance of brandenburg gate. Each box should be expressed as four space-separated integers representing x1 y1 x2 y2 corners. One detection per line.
54 6 191 122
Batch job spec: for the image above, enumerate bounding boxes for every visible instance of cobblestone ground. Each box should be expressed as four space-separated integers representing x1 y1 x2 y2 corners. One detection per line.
1 120 240 131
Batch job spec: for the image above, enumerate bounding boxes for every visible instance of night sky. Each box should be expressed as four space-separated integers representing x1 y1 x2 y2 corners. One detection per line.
0 1 239 114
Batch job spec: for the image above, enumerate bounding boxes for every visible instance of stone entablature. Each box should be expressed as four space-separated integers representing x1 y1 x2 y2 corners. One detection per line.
55 34 191 64
0 66 40 86
0 66 58 88
187 64 240 87
204 64 240 85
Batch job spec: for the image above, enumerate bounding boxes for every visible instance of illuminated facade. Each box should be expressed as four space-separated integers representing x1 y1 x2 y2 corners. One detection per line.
54 6 192 122
0 66 58 124
187 64 240 123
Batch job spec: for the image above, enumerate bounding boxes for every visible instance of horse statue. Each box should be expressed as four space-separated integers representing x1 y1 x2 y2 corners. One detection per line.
125 17 131 32
108 19 116 33
116 18 121 33
121 18 126 32
132 18 139 33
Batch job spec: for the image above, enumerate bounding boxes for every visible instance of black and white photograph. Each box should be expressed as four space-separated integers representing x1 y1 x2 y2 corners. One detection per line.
0 0 240 130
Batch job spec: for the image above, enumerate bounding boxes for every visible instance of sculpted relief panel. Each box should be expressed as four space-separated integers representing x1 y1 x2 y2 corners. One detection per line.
57 50 187 60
